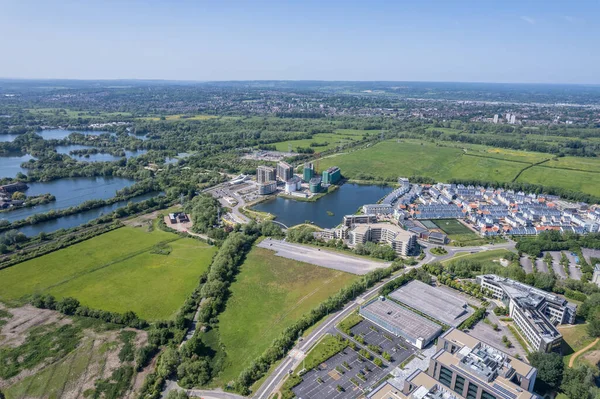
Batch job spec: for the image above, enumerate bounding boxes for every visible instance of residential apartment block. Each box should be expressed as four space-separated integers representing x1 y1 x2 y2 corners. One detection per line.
349 223 416 255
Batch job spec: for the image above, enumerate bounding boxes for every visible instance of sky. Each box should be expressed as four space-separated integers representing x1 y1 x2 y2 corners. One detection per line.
1 0 599 84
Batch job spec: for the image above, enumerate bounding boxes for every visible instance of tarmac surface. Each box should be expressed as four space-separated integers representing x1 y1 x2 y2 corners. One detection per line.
257 238 391 275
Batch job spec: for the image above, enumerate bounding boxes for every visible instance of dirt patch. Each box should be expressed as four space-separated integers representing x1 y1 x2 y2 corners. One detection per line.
0 304 70 347
581 350 600 367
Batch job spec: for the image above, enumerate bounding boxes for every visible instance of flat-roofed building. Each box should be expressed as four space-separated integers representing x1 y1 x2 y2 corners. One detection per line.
257 165 276 184
343 214 377 227
257 181 277 195
284 176 302 193
360 297 442 349
369 329 538 399
363 203 394 215
477 274 576 352
349 222 417 256
389 281 473 327
322 166 341 185
276 161 293 182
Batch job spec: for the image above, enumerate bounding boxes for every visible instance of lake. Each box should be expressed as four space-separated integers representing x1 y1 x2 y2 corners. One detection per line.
16 191 163 237
0 177 136 223
0 153 35 178
55 145 148 162
252 183 393 228
38 129 115 140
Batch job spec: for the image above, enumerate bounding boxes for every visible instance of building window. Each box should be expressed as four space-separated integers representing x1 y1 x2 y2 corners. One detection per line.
467 382 479 399
481 391 496 399
454 375 465 394
439 366 453 387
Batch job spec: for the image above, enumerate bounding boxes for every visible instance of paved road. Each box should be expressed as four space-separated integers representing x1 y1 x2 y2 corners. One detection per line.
253 240 516 399
257 238 391 275
547 251 567 279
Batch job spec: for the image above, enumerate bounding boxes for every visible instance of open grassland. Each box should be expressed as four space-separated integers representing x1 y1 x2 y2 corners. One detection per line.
319 140 524 182
212 247 357 385
318 139 600 196
516 166 600 197
271 130 365 152
1 306 147 399
0 227 216 320
430 219 500 246
27 108 133 119
442 249 515 265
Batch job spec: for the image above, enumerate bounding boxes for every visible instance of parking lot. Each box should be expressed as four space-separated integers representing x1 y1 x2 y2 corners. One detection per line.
348 321 417 362
257 239 390 275
293 321 417 399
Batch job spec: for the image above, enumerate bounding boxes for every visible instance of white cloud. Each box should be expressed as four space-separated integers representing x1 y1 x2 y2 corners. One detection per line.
520 16 536 25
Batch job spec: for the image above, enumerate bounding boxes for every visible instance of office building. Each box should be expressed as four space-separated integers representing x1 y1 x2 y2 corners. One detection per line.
360 297 442 349
349 223 416 256
593 264 600 287
510 115 516 124
276 161 293 182
493 114 499 124
370 329 538 399
309 177 322 193
257 165 276 184
257 181 277 195
303 162 314 182
322 166 341 185
477 275 576 352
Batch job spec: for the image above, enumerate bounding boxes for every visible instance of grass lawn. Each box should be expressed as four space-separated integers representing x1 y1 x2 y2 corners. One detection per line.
442 249 515 265
432 219 472 235
0 226 216 320
213 247 357 386
301 334 348 371
543 156 600 172
558 323 594 366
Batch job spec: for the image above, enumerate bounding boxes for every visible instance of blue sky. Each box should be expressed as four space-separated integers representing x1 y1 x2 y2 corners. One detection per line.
1 0 599 83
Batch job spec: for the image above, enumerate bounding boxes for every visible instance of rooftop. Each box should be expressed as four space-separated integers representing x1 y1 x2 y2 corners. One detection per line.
360 298 442 343
389 281 473 327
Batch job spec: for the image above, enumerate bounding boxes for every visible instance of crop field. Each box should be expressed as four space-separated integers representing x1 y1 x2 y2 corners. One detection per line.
0 226 216 320
318 139 600 196
212 246 357 385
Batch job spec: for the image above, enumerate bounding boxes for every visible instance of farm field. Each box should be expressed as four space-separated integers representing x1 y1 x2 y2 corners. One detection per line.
212 246 357 385
318 139 600 197
0 226 216 320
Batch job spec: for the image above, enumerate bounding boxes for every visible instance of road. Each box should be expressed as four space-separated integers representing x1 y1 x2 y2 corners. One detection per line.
204 182 250 224
253 240 516 399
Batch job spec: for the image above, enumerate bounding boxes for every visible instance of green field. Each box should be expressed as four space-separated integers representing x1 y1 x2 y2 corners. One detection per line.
442 249 515 265
319 140 524 182
212 246 357 385
271 129 367 152
516 166 600 197
430 219 493 246
318 139 600 196
0 227 216 320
